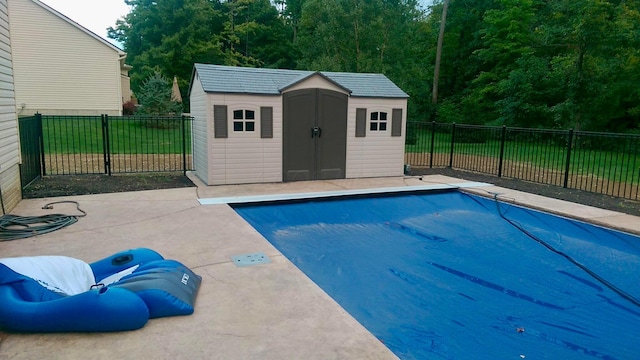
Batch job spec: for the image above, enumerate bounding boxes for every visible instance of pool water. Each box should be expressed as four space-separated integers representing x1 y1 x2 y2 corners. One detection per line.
233 191 640 359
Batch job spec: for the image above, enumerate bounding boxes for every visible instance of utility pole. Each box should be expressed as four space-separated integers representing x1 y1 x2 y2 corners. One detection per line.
432 0 450 106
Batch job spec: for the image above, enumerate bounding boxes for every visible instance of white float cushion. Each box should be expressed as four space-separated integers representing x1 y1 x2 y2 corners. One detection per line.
0 256 96 296
99 265 139 286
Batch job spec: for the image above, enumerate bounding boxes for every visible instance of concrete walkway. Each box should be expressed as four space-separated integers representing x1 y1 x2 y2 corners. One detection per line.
1 175 638 360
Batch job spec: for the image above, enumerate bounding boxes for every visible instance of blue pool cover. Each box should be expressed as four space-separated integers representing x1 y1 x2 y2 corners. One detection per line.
233 191 640 359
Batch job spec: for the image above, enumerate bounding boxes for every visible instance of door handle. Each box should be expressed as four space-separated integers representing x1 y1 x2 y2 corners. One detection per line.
311 127 322 138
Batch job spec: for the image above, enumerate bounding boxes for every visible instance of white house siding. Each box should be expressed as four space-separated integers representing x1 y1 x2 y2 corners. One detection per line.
190 75 210 184
120 74 131 103
8 0 123 116
0 0 21 213
345 97 407 178
208 94 282 185
120 60 132 103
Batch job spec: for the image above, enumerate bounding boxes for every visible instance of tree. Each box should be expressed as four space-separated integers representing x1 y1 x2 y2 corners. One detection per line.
466 0 538 125
495 55 558 128
221 0 297 68
109 0 295 110
136 70 183 117
531 0 640 130
109 0 226 103
295 0 430 119
425 0 498 123
108 0 640 131
432 0 449 108
428 0 640 131
274 0 306 43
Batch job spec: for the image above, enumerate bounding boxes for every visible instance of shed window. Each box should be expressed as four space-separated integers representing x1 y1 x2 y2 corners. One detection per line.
370 112 387 131
232 109 255 132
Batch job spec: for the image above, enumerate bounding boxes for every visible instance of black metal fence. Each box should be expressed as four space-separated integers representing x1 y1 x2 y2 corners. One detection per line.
20 116 640 200
405 122 640 201
18 115 43 188
19 114 193 188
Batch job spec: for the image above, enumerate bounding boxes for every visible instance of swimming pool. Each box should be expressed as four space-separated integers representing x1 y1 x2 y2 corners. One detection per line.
233 190 640 359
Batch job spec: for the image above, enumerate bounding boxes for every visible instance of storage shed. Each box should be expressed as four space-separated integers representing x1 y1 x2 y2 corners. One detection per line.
189 64 409 185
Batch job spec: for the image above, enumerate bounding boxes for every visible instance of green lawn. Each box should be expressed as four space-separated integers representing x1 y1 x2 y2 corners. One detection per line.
42 116 192 154
405 124 640 183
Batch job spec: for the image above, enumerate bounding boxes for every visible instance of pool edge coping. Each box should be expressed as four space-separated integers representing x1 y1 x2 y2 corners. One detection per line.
198 182 492 205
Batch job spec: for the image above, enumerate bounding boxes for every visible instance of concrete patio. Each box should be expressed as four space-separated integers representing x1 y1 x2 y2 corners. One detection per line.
0 175 638 360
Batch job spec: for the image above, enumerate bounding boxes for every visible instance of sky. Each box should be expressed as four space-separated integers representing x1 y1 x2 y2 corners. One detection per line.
39 0 130 46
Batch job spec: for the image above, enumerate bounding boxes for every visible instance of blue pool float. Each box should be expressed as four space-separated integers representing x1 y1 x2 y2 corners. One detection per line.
0 248 202 332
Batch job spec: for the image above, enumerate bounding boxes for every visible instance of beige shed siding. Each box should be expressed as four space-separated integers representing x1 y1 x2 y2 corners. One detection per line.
208 94 282 185
0 0 21 213
9 0 122 116
190 75 210 184
346 97 407 178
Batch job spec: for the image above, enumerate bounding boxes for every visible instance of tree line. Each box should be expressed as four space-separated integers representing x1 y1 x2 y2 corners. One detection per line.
109 0 640 133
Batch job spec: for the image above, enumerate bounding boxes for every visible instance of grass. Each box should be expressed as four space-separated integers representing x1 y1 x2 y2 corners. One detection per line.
406 125 640 184
42 116 192 154
37 116 639 189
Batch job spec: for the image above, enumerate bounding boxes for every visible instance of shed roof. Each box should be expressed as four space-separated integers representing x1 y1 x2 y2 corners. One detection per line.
192 64 409 98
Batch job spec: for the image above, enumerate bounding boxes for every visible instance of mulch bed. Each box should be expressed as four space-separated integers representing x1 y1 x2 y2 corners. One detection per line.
412 168 640 217
22 173 195 199
21 169 639 217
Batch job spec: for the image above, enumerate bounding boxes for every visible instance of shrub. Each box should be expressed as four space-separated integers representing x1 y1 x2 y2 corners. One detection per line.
123 100 137 115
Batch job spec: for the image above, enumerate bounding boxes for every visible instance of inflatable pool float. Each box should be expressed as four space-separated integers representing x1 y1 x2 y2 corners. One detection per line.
0 248 201 332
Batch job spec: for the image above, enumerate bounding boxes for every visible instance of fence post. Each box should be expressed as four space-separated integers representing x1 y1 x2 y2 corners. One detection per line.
448 123 456 168
563 129 574 188
36 113 46 176
101 114 112 176
429 121 436 168
498 125 506 177
181 115 187 175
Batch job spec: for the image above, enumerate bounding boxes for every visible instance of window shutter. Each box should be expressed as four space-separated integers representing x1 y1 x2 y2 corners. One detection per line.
355 108 366 137
214 105 228 138
260 107 273 138
391 108 403 137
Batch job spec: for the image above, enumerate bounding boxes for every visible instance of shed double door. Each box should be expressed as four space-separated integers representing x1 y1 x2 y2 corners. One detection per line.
283 89 348 181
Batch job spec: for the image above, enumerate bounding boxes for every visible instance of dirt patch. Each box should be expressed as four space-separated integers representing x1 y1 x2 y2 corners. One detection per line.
22 173 195 199
406 153 639 200
21 159 640 217
23 152 195 198
43 153 192 174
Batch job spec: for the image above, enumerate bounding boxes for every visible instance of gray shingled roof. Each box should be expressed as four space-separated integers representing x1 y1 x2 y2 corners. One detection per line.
192 64 409 98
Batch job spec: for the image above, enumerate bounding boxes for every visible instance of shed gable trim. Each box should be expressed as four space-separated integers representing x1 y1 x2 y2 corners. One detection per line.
278 72 352 95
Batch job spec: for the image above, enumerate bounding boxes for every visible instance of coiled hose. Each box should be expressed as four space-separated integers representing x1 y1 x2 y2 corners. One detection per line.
0 201 86 241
